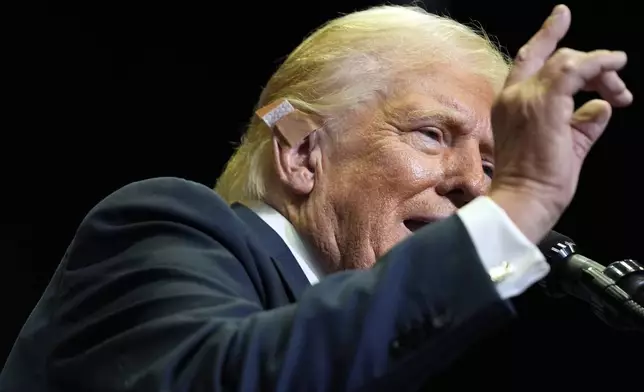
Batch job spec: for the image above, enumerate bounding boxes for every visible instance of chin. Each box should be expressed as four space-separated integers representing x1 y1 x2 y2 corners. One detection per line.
370 223 415 261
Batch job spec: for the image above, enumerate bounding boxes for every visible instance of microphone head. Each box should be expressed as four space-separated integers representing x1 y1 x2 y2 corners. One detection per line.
537 231 578 298
538 230 577 264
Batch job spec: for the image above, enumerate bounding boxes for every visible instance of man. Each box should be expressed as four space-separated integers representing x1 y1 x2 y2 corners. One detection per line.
1 4 631 391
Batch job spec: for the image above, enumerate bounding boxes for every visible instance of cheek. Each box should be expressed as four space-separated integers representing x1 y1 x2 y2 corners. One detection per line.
322 139 444 214
334 144 444 198
378 147 444 197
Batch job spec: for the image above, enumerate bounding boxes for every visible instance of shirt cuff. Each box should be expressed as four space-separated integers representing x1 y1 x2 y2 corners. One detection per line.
457 196 550 299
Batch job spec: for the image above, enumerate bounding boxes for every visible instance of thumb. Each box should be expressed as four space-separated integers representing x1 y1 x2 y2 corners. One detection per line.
570 99 612 159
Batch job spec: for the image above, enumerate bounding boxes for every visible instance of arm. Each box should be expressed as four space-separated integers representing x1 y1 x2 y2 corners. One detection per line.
49 178 513 392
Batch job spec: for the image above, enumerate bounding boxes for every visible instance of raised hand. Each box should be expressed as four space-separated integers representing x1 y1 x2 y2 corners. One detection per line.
489 4 632 243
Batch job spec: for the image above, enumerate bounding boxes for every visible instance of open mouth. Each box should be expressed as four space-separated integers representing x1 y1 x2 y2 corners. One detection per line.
403 219 431 233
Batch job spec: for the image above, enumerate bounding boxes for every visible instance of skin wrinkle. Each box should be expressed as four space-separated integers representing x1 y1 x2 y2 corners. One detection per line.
269 64 498 273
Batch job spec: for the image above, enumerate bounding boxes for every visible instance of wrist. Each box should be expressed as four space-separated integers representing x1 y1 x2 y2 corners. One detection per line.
488 185 559 244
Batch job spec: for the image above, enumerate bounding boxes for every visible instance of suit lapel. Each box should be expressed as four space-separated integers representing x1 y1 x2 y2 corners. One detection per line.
231 203 310 300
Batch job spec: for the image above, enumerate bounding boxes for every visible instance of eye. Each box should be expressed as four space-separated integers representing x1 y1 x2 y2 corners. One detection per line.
483 164 494 178
416 127 444 143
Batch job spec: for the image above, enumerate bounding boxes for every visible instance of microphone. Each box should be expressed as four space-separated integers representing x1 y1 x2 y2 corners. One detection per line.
538 231 644 331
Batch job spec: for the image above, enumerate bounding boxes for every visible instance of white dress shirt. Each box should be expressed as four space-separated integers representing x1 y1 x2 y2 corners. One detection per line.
250 196 550 299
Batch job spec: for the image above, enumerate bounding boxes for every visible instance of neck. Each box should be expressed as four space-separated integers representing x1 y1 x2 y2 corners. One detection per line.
266 196 342 274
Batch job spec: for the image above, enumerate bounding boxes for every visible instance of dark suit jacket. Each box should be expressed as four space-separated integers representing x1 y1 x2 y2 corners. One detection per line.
1 177 513 392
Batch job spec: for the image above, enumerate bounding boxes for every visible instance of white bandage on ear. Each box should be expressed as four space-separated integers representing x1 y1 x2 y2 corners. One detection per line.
255 99 322 146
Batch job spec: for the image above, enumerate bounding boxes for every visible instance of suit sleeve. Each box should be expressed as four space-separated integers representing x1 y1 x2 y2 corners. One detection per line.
49 178 514 392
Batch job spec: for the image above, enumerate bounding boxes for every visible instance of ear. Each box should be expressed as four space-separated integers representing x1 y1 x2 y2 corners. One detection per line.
272 132 319 196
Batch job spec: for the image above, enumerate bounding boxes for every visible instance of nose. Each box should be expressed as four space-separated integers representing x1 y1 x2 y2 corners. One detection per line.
435 147 488 208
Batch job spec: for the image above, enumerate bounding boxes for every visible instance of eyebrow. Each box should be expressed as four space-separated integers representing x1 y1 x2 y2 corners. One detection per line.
401 107 471 135
436 94 476 117
409 94 473 124
405 109 467 127
399 96 495 156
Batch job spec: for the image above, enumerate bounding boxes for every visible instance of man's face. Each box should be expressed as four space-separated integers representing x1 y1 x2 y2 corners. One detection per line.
313 65 497 270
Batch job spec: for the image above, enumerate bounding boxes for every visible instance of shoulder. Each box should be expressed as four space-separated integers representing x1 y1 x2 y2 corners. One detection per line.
66 177 250 270
90 177 231 218
80 177 241 233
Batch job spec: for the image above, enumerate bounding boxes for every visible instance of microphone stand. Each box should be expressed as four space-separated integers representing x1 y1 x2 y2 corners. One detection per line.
539 231 644 331
597 259 644 329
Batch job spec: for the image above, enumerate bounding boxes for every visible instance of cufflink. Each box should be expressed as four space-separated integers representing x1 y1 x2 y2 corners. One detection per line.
490 261 513 283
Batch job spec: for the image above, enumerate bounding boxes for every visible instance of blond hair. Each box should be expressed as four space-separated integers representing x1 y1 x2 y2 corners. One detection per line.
215 5 510 204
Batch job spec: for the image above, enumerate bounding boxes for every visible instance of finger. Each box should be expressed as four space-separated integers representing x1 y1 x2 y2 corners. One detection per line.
583 71 633 107
570 99 612 158
507 4 571 85
547 50 628 97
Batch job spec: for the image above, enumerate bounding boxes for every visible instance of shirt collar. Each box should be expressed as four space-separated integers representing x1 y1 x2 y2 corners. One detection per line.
249 203 324 285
